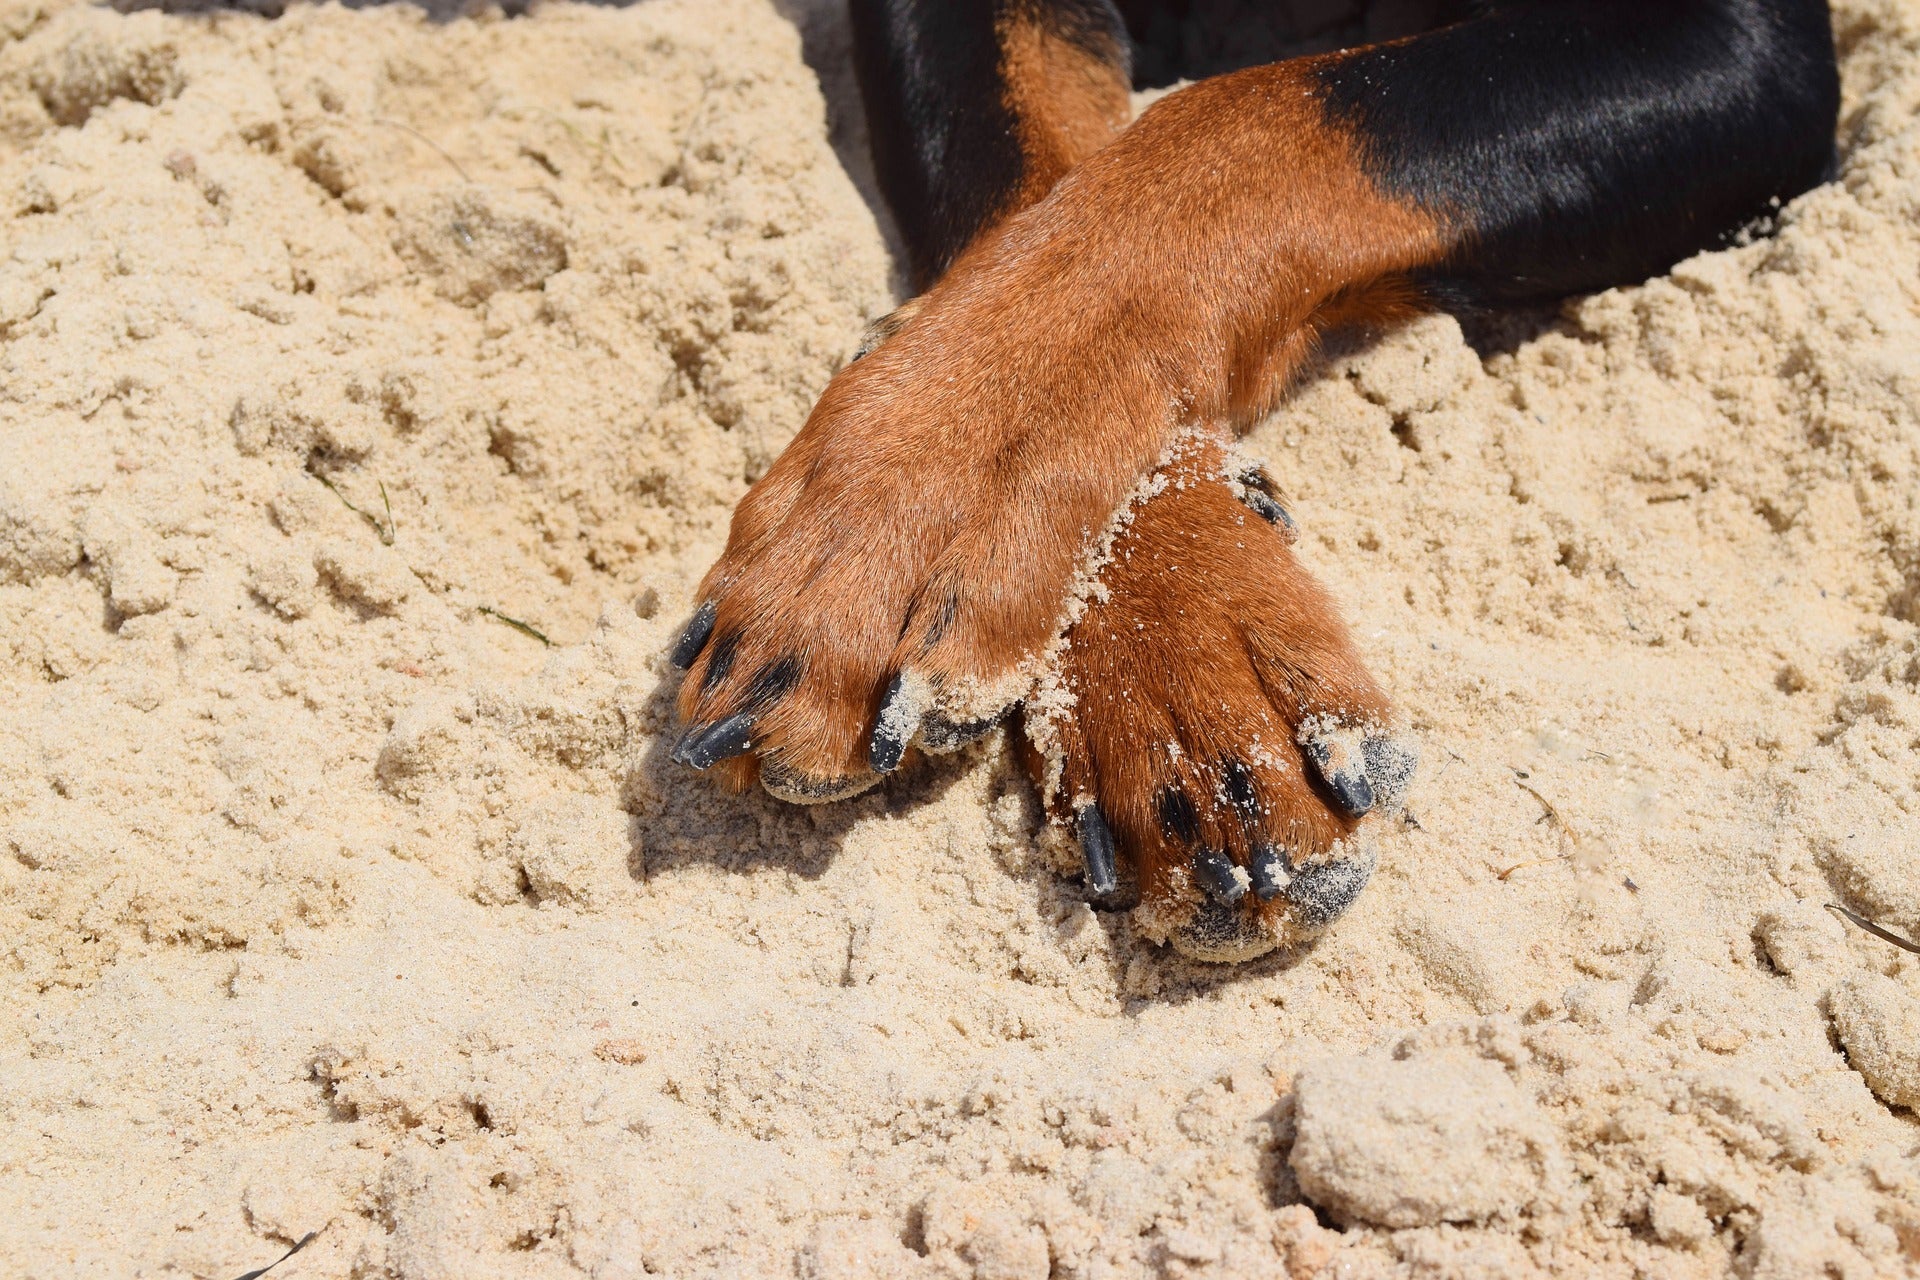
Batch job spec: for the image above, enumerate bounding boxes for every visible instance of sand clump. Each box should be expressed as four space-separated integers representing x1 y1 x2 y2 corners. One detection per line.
1832 971 1920 1111
3 0 1920 1276
1289 1052 1573 1230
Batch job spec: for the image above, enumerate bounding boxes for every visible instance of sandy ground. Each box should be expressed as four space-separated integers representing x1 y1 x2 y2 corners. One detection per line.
3 0 1920 1276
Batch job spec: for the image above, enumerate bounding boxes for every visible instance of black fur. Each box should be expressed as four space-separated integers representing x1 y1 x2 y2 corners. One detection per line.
1315 0 1839 305
1113 0 1482 88
1156 787 1201 844
850 0 1839 311
850 0 1129 287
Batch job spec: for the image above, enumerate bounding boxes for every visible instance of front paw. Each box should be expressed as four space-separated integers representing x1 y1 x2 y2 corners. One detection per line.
670 286 1167 800
1026 431 1415 962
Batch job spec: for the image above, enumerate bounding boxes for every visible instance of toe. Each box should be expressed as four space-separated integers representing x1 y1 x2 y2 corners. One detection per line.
1360 733 1419 811
1282 849 1376 928
1304 734 1376 816
1305 725 1382 817
1173 898 1281 963
1299 720 1419 818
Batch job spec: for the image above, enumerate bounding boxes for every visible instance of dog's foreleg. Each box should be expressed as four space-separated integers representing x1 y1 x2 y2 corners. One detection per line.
849 0 1133 289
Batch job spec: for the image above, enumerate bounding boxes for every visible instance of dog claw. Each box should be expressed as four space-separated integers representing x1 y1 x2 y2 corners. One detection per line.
1193 848 1246 905
1077 804 1119 899
1305 740 1375 816
869 674 913 774
1236 468 1296 534
1248 844 1287 900
920 710 999 753
1328 770 1375 816
849 299 921 363
670 600 717 669
1242 489 1292 529
672 712 756 770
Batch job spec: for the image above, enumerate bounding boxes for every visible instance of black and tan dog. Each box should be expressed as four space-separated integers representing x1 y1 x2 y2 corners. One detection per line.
667 0 1839 960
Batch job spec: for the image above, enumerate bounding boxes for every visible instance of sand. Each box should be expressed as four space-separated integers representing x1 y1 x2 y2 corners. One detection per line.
2 0 1918 1275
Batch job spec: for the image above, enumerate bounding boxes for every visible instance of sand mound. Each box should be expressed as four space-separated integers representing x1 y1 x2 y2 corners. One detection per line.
3 0 1919 1276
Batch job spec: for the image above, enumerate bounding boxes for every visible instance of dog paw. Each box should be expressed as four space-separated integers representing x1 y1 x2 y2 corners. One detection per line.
669 247 1186 801
1024 431 1415 962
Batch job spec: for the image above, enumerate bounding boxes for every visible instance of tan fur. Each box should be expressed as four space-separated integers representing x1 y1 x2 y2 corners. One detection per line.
1024 434 1389 948
679 60 1444 813
997 12 1133 208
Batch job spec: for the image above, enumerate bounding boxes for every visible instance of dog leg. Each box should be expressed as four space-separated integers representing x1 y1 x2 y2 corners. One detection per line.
849 0 1133 289
1013 1 1840 957
672 43 1451 800
673 3 1838 843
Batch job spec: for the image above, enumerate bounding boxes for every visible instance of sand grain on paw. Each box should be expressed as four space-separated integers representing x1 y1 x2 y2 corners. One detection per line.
5 0 1920 1277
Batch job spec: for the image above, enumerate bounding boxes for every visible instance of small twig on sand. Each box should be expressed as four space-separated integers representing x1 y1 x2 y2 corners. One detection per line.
314 474 395 545
1515 778 1583 847
478 605 551 647
1497 857 1557 882
232 1229 320 1280
1497 775 1590 880
1828 903 1920 956
371 117 473 183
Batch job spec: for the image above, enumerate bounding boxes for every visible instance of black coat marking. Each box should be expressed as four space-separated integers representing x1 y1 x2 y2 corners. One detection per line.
1317 0 1839 304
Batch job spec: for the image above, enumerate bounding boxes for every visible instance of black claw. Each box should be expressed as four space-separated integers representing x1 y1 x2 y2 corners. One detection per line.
1329 771 1374 816
669 600 717 669
869 674 912 774
1243 489 1292 529
920 710 999 752
1306 741 1375 816
1248 844 1287 900
850 305 913 362
1238 469 1296 533
1193 848 1246 905
1077 805 1119 899
670 720 705 763
672 712 756 770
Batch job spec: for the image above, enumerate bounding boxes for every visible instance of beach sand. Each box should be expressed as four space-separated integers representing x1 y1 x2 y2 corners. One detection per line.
3 0 1919 1275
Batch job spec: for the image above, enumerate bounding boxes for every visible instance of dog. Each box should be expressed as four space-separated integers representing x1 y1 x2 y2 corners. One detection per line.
665 0 1839 961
